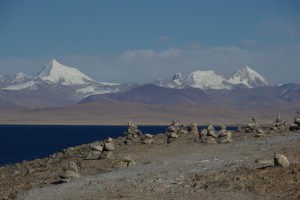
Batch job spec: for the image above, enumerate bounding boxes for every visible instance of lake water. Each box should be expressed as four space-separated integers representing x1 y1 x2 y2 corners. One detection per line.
0 125 167 166
0 125 236 166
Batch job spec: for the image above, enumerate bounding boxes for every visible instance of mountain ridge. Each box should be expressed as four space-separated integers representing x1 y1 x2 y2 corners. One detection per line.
0 59 298 109
154 64 269 90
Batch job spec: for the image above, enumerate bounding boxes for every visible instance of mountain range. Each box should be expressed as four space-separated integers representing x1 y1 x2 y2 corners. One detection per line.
0 59 299 124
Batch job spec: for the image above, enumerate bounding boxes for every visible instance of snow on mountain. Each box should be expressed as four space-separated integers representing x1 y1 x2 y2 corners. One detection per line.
228 65 268 88
0 72 33 88
155 65 268 90
36 59 95 85
185 70 230 90
172 73 186 86
3 81 37 91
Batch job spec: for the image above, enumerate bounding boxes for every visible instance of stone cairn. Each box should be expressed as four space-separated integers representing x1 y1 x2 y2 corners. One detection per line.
59 161 81 181
217 124 232 143
189 122 199 134
100 137 115 159
270 113 288 133
290 111 300 132
245 117 265 136
166 120 187 144
199 123 218 144
86 143 103 160
141 133 154 144
124 121 143 144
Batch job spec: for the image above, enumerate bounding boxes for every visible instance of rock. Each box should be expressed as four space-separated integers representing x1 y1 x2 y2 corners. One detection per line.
142 138 153 144
100 151 114 159
200 129 208 136
169 132 178 138
167 137 177 144
114 155 136 168
171 120 179 126
90 145 103 152
189 123 199 134
63 161 79 172
167 126 176 132
217 136 232 144
207 130 217 138
104 142 115 151
123 155 134 162
114 160 128 169
125 121 143 139
274 154 289 168
254 133 265 137
86 150 101 160
290 124 299 132
257 128 265 134
59 171 80 179
125 139 133 145
145 133 153 138
255 159 273 165
206 136 217 144
128 160 136 166
246 117 259 132
106 137 113 143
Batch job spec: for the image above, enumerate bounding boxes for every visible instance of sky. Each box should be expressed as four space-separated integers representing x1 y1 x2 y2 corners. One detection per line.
0 0 299 84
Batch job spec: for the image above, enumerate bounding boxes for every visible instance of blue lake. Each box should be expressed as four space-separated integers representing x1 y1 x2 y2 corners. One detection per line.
0 125 167 166
0 125 237 166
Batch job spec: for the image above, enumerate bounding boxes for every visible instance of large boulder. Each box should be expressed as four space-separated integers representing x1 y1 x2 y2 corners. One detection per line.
274 153 289 168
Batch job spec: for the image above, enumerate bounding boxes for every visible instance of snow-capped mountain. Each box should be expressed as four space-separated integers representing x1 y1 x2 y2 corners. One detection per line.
0 59 138 107
2 59 137 96
0 60 293 109
36 59 95 85
0 72 33 88
227 65 268 88
155 65 269 90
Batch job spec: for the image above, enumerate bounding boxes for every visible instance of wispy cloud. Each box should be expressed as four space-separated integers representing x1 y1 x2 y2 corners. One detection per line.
240 39 261 47
157 35 171 43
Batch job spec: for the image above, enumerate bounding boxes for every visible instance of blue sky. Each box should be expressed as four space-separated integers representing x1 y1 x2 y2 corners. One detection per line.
0 0 299 84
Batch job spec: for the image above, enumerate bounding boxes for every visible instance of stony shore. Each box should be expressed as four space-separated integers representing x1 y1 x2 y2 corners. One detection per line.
1 124 300 200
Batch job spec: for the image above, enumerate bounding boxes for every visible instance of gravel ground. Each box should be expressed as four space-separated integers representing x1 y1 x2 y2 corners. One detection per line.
16 132 300 200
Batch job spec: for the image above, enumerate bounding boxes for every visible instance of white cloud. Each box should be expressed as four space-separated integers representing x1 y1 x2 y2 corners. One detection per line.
120 49 156 60
0 46 299 85
157 35 171 43
240 39 261 47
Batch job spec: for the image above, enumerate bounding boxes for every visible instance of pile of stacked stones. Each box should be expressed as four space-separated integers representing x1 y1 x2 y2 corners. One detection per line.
86 143 103 160
141 133 154 144
124 121 143 144
59 161 81 181
290 112 300 131
189 122 199 134
245 117 265 136
165 120 188 143
100 137 115 159
217 124 232 143
270 113 288 133
200 124 232 144
199 124 218 144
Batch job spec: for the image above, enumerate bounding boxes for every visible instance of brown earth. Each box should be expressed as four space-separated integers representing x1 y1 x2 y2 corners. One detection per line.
1 127 300 200
0 102 298 125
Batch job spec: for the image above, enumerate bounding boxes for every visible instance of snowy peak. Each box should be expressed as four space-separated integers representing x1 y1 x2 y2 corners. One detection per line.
156 65 268 90
228 65 268 88
36 59 95 85
172 73 186 85
185 70 229 89
0 72 33 87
